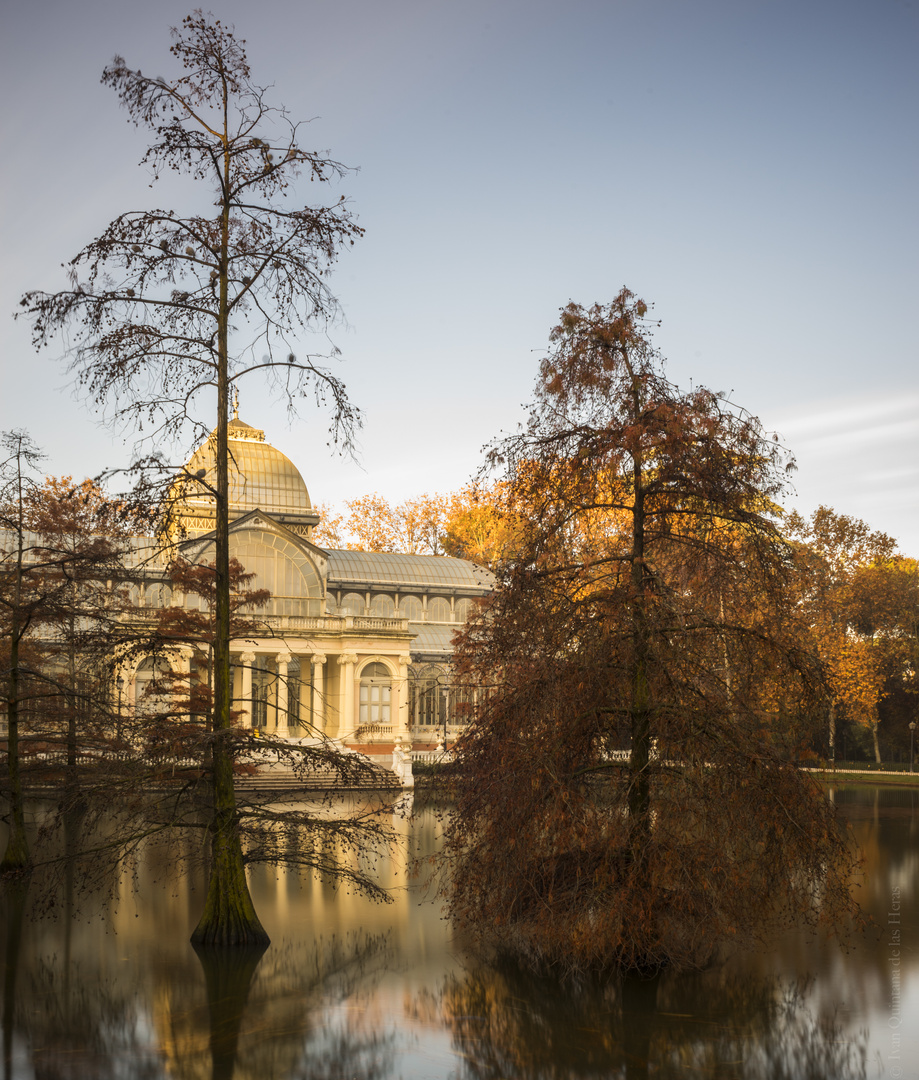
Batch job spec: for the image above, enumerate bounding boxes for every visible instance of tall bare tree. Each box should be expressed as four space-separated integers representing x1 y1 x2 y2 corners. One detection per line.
19 14 363 945
0 432 46 871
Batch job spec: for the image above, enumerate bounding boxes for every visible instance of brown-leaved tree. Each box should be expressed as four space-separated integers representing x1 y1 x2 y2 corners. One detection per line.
445 290 858 974
1 442 135 872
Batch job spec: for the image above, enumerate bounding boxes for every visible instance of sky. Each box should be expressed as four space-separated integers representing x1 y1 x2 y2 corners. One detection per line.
1 0 917 550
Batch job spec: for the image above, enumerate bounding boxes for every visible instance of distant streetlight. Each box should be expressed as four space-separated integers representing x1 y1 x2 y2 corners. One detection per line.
910 721 916 774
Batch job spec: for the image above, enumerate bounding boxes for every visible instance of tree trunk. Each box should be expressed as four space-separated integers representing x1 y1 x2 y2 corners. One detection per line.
193 937 267 1079
191 797 267 947
625 369 654 936
191 149 268 948
828 701 836 764
872 720 881 765
2 623 30 873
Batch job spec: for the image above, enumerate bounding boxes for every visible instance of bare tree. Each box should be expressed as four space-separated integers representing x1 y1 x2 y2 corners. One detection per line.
0 432 47 871
19 13 364 945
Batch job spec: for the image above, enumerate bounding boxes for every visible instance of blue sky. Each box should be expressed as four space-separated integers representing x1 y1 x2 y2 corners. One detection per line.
2 0 917 550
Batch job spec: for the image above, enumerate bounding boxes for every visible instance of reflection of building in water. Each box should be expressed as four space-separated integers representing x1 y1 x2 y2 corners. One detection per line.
121 413 493 754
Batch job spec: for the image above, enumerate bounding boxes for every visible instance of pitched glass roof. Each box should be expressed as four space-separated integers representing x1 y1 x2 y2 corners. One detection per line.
407 623 459 656
326 549 493 591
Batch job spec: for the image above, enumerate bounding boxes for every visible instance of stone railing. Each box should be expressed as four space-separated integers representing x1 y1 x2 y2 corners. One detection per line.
350 616 410 633
354 723 394 740
258 614 410 635
412 749 455 765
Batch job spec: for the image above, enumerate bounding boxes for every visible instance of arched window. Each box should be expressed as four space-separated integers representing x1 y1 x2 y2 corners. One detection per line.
359 661 392 728
454 598 471 623
411 665 447 727
427 597 451 622
134 656 173 718
370 593 394 617
188 531 322 617
400 595 422 621
340 592 365 616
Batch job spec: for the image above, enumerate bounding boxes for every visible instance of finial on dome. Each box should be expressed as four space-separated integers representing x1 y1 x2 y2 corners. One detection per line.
232 386 239 421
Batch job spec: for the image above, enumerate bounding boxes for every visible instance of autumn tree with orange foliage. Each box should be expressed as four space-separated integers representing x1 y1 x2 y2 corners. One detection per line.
314 484 515 569
786 506 899 762
1 442 135 871
24 476 138 766
314 491 453 555
127 557 269 764
444 291 858 975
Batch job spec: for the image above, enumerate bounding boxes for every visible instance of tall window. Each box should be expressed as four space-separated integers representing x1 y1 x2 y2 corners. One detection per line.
411 666 447 726
286 656 301 731
339 592 365 616
359 662 391 727
427 597 451 622
400 595 422 621
252 657 270 729
370 593 394 617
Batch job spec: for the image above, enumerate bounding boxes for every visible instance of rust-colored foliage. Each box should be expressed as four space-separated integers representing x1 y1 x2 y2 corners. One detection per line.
786 506 911 762
130 556 269 761
1 446 136 871
445 291 859 975
313 483 519 569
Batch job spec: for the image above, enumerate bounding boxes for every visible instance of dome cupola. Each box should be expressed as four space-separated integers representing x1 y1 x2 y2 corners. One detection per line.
171 411 319 540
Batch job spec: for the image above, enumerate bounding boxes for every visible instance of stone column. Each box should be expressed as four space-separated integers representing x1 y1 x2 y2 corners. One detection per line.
275 650 292 739
124 660 138 712
175 646 194 722
310 653 326 736
240 651 255 728
395 653 414 788
337 653 358 740
395 654 412 743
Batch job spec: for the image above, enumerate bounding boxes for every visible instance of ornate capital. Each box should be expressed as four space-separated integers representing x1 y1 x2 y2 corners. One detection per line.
398 654 412 667
338 653 358 667
311 652 327 667
275 650 292 665
240 651 256 663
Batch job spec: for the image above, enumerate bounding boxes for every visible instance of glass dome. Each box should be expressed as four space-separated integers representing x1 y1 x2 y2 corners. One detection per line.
178 417 314 522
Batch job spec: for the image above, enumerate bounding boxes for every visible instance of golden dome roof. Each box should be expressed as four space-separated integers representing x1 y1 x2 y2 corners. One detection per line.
177 417 316 528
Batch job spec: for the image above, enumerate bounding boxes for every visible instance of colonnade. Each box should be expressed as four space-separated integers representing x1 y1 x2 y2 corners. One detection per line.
233 648 414 743
119 646 415 745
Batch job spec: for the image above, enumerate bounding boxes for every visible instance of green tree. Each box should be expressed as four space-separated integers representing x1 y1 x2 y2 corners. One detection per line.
20 14 363 945
446 291 857 974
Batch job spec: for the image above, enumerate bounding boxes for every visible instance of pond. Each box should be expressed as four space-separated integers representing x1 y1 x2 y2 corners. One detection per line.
1 784 917 1079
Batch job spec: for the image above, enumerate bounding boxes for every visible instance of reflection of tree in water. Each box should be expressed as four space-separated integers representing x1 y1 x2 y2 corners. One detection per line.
3 882 396 1080
422 960 867 1080
140 931 395 1080
2 811 167 1080
22 957 165 1080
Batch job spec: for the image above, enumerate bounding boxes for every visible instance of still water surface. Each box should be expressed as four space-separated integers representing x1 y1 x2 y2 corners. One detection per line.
2 785 917 1079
